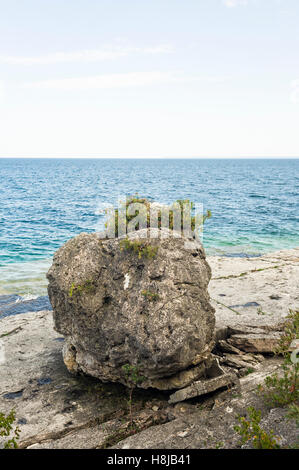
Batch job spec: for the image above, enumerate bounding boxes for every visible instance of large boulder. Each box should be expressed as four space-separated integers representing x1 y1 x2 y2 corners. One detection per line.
47 228 215 390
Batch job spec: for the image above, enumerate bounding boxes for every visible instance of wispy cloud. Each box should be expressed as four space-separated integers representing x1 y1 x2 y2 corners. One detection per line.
0 44 173 66
222 0 248 7
223 0 284 9
22 71 225 90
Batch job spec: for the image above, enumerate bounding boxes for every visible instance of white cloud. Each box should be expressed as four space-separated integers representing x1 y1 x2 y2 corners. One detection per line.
223 0 248 7
22 72 225 90
222 0 282 8
23 71 170 90
0 44 173 66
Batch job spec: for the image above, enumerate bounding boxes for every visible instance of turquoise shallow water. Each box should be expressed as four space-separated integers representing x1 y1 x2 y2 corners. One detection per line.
0 158 298 299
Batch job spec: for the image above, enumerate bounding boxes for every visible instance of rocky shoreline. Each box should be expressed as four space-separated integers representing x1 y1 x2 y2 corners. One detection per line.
0 247 298 449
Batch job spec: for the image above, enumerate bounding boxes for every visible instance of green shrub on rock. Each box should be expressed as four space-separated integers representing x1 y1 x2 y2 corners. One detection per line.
119 238 158 259
234 407 281 449
258 310 299 407
0 409 20 449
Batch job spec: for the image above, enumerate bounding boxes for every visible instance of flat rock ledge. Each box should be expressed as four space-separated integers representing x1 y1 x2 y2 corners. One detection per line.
0 247 298 449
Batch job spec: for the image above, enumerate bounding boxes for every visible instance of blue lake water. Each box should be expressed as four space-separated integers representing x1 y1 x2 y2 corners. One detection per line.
0 158 298 313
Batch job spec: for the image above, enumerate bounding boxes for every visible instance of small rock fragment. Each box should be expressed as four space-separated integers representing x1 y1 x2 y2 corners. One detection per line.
177 431 189 438
228 332 281 353
217 340 244 355
168 372 238 404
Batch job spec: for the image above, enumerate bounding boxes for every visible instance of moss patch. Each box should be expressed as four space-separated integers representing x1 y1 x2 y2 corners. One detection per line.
69 279 95 298
120 238 158 259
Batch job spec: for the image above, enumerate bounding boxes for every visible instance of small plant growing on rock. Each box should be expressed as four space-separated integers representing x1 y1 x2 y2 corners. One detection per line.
120 238 158 259
286 403 299 427
258 310 299 407
0 409 20 449
275 309 299 358
69 279 95 298
141 290 159 301
257 307 267 316
215 441 224 449
122 364 145 427
234 407 280 449
258 366 299 407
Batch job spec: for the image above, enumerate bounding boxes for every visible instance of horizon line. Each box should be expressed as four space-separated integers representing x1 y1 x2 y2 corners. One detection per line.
0 156 298 160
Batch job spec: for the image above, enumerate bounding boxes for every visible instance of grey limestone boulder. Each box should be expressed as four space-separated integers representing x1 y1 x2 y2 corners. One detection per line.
47 228 215 390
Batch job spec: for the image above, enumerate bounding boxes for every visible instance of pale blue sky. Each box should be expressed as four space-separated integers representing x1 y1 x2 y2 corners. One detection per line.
0 0 298 157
